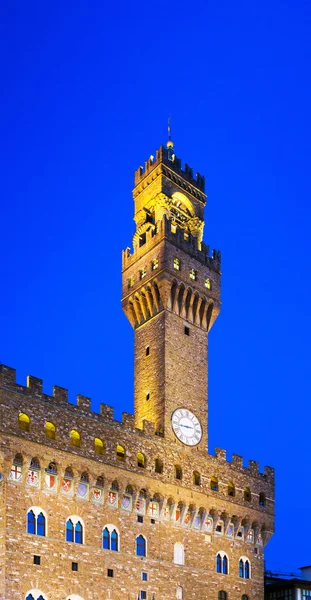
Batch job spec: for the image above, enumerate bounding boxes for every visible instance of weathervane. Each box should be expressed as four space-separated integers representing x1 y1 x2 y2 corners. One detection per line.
167 116 175 161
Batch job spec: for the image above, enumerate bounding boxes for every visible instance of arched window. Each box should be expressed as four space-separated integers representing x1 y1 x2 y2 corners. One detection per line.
116 444 125 461
27 508 46 536
26 592 48 600
70 429 81 448
66 517 83 544
211 476 218 491
45 421 56 439
137 452 145 468
239 559 244 578
216 553 222 573
242 595 249 600
19 412 30 431
223 554 228 574
216 553 229 575
155 458 163 474
259 492 266 506
103 527 110 549
173 542 185 565
102 525 119 551
193 471 201 485
96 476 104 488
174 465 182 480
136 535 146 557
228 481 235 497
111 529 118 551
111 480 119 491
244 487 251 501
218 593 227 600
245 560 250 579
239 557 251 579
176 586 183 599
94 437 104 455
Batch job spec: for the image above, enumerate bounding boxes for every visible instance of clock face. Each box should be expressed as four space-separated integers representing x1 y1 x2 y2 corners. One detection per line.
171 408 202 446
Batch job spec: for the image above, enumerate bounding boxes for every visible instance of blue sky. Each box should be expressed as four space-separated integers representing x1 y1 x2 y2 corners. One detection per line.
1 0 311 572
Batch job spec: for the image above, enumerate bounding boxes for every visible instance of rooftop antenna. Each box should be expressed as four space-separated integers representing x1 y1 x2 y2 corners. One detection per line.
167 116 175 161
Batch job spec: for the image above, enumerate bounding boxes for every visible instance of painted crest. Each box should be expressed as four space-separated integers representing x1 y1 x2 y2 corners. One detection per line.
247 529 254 543
44 474 56 491
77 482 88 499
162 505 171 521
193 514 202 529
107 491 118 508
61 477 73 495
26 469 40 488
135 498 146 515
203 516 213 532
183 511 191 527
121 494 132 511
175 508 181 523
92 487 104 504
9 465 22 482
148 501 159 518
256 532 263 546
226 524 234 537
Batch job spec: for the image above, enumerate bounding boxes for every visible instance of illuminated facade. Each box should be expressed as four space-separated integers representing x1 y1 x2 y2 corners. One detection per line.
0 140 274 600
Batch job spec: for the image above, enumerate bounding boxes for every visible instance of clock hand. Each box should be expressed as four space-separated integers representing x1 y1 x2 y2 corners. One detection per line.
180 424 194 429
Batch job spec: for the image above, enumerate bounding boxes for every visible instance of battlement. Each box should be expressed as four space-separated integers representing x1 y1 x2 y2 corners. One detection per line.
134 145 205 193
0 363 274 488
122 215 221 273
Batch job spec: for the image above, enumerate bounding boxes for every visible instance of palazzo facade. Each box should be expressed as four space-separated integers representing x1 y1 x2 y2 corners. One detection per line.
0 140 274 600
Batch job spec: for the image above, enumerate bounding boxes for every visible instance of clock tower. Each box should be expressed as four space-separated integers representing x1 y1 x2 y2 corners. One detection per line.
122 139 221 452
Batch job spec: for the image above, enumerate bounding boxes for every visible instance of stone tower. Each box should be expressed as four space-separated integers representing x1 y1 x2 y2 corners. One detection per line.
122 141 221 451
0 136 274 600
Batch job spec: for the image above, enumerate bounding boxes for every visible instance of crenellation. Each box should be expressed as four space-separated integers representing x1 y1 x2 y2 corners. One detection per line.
231 454 244 469
248 460 260 476
121 412 136 430
26 375 43 395
214 448 227 461
134 145 205 192
100 403 114 420
0 364 16 386
53 385 68 405
77 394 91 413
264 465 275 481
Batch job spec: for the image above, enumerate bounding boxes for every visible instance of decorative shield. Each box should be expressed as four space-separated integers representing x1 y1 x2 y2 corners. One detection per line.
193 514 202 529
203 516 213 532
162 506 170 521
9 465 22 481
175 508 181 523
26 470 40 487
92 487 103 504
256 532 263 546
77 482 88 499
61 477 73 495
183 511 191 527
44 474 56 491
135 498 146 515
107 491 118 508
121 494 132 511
247 529 254 543
226 524 234 537
148 501 159 518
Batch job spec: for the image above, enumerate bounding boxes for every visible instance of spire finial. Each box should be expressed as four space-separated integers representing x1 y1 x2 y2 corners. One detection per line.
166 116 175 161
167 116 174 149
